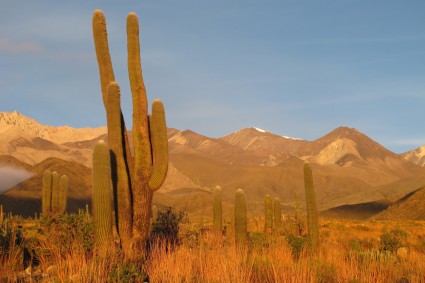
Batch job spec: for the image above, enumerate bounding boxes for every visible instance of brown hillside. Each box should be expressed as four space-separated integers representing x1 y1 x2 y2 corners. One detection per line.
373 187 425 220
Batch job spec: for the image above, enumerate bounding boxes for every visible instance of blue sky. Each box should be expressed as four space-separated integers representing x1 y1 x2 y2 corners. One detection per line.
1 1 424 153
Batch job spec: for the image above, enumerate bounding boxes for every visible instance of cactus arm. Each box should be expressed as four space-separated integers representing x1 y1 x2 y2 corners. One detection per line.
92 141 113 246
127 13 152 178
106 82 133 241
148 99 169 190
92 10 115 108
93 10 134 174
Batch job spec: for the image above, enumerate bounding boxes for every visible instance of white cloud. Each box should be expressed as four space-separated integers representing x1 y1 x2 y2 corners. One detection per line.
0 166 34 194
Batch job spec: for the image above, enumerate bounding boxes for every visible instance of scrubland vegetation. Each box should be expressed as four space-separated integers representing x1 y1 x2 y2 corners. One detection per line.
1 208 425 282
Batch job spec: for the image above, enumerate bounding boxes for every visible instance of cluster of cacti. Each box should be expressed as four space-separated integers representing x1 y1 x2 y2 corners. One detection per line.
213 186 223 233
234 188 247 245
92 10 168 261
303 162 319 250
264 194 273 234
41 170 68 216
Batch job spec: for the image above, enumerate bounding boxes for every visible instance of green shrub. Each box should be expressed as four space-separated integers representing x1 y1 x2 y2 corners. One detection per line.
286 234 308 259
108 262 147 283
149 207 185 246
380 228 407 253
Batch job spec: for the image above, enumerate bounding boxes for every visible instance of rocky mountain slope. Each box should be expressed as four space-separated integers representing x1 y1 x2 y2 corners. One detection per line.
401 145 425 167
1 112 425 219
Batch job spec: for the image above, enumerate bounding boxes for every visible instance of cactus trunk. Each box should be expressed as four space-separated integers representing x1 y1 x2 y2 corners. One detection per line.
264 194 273 235
273 197 282 230
213 186 223 233
50 171 60 214
92 10 169 261
58 175 69 214
92 141 113 249
234 189 247 246
41 170 52 216
303 162 319 251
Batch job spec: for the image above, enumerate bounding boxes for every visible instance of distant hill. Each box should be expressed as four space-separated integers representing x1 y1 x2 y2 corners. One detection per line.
373 187 425 220
401 145 425 167
1 111 425 220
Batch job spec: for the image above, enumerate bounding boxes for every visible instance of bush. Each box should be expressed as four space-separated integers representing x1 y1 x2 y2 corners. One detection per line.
286 234 308 259
149 207 185 246
108 262 147 283
38 212 94 255
380 228 407 253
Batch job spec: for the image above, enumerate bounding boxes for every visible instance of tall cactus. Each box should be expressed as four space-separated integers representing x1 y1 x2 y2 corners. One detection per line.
273 197 282 230
234 189 247 245
92 141 113 248
264 194 273 235
213 186 223 233
41 170 52 216
303 162 319 251
58 175 69 214
92 10 168 260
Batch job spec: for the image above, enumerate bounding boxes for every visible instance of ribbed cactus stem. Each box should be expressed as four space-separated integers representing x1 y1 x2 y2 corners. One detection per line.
213 186 223 233
264 194 273 235
58 175 69 214
234 189 247 245
92 141 113 247
273 197 282 229
41 170 52 216
304 162 319 251
51 171 60 214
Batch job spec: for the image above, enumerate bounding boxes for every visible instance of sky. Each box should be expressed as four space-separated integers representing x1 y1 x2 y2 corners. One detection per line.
1 1 424 153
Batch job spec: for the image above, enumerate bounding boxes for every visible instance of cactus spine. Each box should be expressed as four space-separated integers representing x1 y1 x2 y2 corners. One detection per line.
213 186 223 233
303 162 319 251
273 197 282 230
41 170 52 216
264 194 273 234
92 10 168 260
92 141 113 248
234 189 247 245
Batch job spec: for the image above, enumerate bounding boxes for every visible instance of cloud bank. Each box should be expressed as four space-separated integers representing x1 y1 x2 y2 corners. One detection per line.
0 166 34 194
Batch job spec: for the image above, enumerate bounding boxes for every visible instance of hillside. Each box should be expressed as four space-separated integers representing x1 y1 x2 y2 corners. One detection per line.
1 112 425 219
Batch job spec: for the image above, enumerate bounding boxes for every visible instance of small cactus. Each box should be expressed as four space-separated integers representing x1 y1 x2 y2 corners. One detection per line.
273 197 282 230
92 141 114 248
213 186 223 233
264 194 273 235
41 170 52 216
58 175 69 214
51 171 60 214
303 162 319 251
234 189 247 245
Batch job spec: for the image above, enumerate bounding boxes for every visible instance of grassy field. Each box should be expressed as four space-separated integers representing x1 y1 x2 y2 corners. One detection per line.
1 211 425 282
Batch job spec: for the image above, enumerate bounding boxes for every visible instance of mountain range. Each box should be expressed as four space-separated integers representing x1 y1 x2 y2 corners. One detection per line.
1 111 425 220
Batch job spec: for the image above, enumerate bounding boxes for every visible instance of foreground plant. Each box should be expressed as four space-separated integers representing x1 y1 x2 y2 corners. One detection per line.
92 10 168 261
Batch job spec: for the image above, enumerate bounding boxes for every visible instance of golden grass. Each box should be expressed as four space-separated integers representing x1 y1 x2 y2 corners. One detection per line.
2 217 425 282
